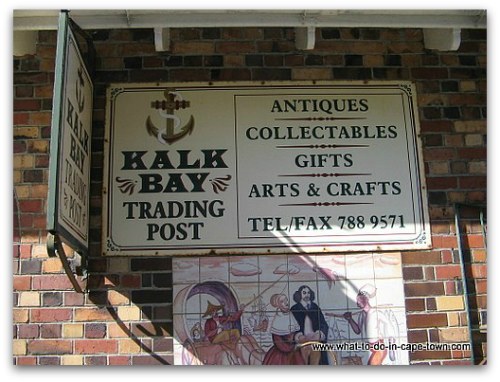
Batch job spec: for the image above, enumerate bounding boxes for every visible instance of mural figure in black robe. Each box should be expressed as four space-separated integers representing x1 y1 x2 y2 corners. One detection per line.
290 285 330 365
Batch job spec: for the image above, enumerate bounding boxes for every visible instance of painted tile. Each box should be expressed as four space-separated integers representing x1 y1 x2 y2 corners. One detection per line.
344 253 375 280
374 278 406 308
258 255 288 283
172 257 199 284
287 255 319 282
229 256 259 283
315 254 347 285
199 256 229 283
316 279 349 311
373 252 403 279
172 253 409 366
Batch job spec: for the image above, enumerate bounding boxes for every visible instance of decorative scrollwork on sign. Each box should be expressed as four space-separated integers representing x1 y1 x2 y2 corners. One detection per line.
116 177 137 195
106 238 119 252
209 175 232 194
399 83 413 97
109 87 124 100
414 231 427 245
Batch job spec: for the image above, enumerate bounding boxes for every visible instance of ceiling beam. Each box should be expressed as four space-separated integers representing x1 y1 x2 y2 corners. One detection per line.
13 10 487 31
13 10 486 55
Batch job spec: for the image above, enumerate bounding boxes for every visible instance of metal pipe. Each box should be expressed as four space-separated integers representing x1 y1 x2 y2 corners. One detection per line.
454 203 484 365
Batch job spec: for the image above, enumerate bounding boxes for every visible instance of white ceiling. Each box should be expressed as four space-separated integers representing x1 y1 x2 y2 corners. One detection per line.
12 9 486 55
13 9 487 30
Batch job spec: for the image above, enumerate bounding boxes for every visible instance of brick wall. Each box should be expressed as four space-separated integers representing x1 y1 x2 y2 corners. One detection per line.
13 26 486 365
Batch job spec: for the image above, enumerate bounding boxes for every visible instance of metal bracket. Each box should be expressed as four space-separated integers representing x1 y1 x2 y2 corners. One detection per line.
295 26 316 50
423 28 461 51
47 232 86 294
154 27 170 52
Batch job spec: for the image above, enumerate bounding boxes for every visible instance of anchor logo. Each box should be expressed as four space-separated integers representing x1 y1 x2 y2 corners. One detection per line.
146 89 195 144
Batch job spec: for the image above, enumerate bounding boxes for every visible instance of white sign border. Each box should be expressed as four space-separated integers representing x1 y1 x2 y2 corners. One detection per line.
102 81 431 256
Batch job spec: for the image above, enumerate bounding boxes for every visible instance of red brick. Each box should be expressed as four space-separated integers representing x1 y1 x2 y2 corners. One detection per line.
407 329 429 343
449 94 485 105
420 120 454 133
403 266 424 280
216 41 256 54
14 141 27 153
426 177 458 190
75 339 118 354
475 280 487 294
467 191 486 203
406 298 426 311
441 250 454 263
19 200 43 213
214 68 251 81
119 43 156 56
15 85 34 98
435 265 462 279
457 147 486 159
404 282 445 297
16 357 37 365
18 244 32 258
32 275 76 290
406 313 448 328
464 235 486 249
475 295 487 309
28 339 72 355
412 68 448 79
13 275 31 291
121 274 141 288
14 72 48 84
441 359 473 365
31 308 72 323
40 323 62 338
470 264 487 278
423 148 456 161
411 350 452 360
14 112 30 125
18 324 40 338
109 356 131 365
172 41 215 54
29 112 52 125
14 99 41 111
444 281 458 295
459 176 486 189
169 69 210 82
19 214 34 229
432 235 458 249
132 354 173 365
33 215 47 229
402 251 442 265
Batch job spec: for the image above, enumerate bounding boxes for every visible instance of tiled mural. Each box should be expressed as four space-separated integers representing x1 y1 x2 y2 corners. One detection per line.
173 253 409 365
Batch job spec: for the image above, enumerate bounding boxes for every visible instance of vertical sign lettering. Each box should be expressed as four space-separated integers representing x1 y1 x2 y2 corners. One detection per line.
47 12 93 253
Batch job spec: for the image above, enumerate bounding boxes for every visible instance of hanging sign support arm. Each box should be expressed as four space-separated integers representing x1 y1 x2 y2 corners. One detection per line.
47 233 85 294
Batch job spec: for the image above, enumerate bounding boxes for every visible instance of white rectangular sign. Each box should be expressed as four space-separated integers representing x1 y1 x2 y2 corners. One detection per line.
103 82 430 255
47 13 93 253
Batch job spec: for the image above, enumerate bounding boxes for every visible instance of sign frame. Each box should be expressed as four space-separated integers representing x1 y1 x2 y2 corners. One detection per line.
46 11 93 255
102 81 430 256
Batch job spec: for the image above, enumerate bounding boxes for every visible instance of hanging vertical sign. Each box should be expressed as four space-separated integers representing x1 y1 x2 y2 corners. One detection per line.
47 11 93 255
103 82 430 256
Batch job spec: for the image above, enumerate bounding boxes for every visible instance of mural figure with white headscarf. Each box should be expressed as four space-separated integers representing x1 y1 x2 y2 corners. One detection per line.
262 294 305 365
340 283 397 365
